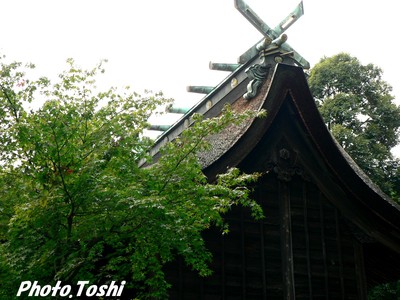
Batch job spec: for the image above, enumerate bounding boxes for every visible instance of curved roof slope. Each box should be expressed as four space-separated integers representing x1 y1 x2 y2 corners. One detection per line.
202 63 400 254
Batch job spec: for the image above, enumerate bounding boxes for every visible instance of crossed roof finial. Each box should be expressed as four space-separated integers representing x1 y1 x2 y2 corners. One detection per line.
234 0 309 69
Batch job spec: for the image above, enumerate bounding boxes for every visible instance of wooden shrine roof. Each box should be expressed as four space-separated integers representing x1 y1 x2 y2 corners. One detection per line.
144 60 400 256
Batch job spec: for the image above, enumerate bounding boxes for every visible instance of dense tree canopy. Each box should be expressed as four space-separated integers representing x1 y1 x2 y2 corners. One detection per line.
308 53 400 199
0 56 264 299
309 53 400 297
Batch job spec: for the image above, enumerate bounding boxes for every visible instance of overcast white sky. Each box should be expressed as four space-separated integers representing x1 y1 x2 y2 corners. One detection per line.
1 0 399 132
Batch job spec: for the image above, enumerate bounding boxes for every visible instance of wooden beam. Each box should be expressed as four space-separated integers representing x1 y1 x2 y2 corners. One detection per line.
303 181 313 298
353 241 368 300
280 180 295 299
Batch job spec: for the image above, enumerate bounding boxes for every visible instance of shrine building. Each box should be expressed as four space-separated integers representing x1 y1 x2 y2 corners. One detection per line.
143 1 400 298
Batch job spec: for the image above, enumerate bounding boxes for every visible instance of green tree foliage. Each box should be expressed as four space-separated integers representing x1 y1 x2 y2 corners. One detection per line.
0 56 264 299
368 281 400 300
308 53 400 199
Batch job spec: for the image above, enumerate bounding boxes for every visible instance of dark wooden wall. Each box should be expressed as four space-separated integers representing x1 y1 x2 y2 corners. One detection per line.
165 172 366 299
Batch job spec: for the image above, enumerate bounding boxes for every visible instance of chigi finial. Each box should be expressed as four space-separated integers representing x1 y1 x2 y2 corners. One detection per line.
234 0 309 68
234 0 309 100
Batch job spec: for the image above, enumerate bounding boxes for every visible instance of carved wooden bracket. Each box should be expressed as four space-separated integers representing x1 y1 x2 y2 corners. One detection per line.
243 64 269 100
267 147 309 182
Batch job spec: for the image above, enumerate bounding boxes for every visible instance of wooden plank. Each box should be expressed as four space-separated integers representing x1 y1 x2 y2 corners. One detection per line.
303 181 313 298
318 192 329 299
240 209 247 298
260 220 267 299
353 240 368 300
221 235 226 299
280 180 295 300
335 209 345 299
